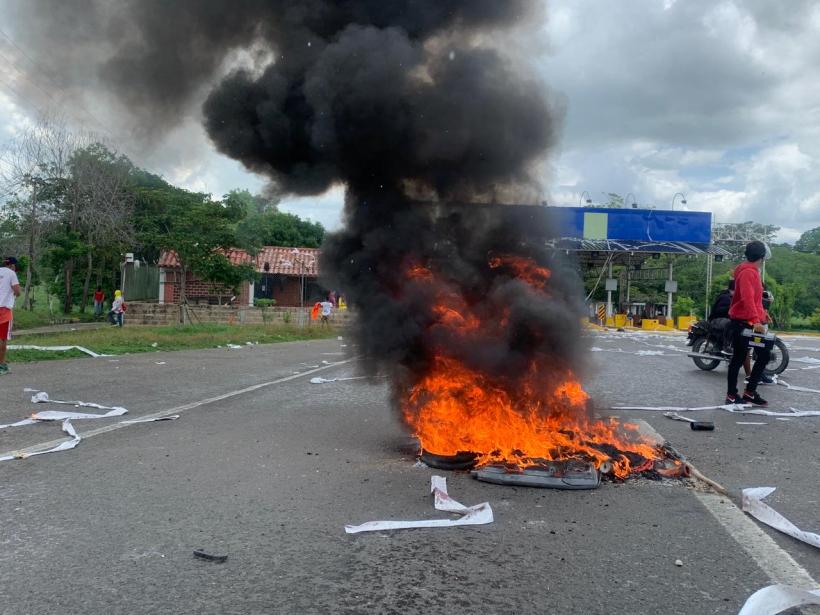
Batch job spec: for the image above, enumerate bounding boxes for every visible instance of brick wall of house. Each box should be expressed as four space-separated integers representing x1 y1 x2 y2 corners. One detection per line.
161 268 316 307
125 302 355 326
162 269 250 305
271 278 303 306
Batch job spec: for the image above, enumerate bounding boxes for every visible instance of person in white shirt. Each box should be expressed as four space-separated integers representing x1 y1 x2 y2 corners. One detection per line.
109 289 125 327
319 299 333 326
0 257 22 375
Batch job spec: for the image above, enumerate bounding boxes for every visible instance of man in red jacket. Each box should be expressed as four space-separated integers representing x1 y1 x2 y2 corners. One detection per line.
726 241 771 406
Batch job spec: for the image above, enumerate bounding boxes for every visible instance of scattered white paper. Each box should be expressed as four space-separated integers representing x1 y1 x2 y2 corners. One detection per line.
777 380 820 394
310 376 366 384
742 487 820 550
8 344 106 358
736 422 767 425
226 344 243 349
0 419 80 461
614 404 820 418
31 391 127 413
615 403 747 412
663 412 695 423
155 361 166 365
635 350 666 356
344 475 493 534
792 356 820 365
119 415 180 424
31 408 128 421
739 584 820 615
0 418 36 429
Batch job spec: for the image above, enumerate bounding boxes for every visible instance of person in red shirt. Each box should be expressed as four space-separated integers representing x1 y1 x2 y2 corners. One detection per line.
726 241 771 406
93 286 105 317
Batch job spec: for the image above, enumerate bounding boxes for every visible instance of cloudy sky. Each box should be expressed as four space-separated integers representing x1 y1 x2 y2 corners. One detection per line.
1 0 818 242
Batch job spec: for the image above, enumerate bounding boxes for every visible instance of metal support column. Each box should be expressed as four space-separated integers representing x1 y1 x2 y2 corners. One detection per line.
606 261 613 319
667 261 674 319
705 254 713 319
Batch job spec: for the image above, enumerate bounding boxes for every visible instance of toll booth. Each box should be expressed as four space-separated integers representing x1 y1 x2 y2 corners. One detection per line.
548 206 728 330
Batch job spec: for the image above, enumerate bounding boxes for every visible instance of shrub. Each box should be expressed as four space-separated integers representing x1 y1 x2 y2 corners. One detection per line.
810 307 820 330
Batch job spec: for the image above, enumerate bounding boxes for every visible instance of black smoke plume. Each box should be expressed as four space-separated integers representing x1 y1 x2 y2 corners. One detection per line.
11 0 585 416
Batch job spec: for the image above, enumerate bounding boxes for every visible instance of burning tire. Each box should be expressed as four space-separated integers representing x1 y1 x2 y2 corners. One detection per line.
419 450 479 471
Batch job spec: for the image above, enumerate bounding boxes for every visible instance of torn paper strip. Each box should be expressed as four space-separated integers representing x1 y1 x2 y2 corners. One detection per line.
615 404 820 418
8 344 105 358
777 380 820 394
119 415 180 424
614 404 748 412
31 391 127 413
310 376 367 384
31 408 128 421
0 418 37 429
742 487 820 550
0 419 80 461
344 475 493 534
739 584 820 615
792 356 820 365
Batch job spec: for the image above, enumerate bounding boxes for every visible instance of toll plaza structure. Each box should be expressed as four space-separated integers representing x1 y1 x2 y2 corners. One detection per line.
548 206 730 330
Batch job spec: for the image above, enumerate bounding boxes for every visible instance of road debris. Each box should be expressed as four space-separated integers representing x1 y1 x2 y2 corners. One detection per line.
344 475 493 534
742 487 820 549
310 376 367 384
120 415 180 424
615 404 820 418
0 419 80 461
31 391 126 413
193 550 228 563
739 584 820 615
777 379 820 394
663 412 714 430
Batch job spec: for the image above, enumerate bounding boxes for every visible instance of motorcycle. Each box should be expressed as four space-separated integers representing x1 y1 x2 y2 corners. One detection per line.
686 318 789 375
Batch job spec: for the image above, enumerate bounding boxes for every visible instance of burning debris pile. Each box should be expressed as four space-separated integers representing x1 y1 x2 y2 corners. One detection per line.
21 1 683 482
383 205 684 484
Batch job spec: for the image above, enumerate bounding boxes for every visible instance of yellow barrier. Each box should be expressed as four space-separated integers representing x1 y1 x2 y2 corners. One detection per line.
677 316 695 331
614 314 627 328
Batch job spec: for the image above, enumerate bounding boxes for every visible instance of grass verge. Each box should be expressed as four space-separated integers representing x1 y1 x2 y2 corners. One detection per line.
8 323 340 363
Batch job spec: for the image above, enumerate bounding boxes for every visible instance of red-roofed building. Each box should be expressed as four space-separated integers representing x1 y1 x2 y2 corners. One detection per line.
158 246 325 307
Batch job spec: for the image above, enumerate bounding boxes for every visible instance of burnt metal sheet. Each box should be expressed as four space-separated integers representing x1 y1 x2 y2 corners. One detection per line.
471 461 601 490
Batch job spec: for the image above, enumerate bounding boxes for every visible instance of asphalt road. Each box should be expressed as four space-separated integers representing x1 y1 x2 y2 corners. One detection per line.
0 331 818 614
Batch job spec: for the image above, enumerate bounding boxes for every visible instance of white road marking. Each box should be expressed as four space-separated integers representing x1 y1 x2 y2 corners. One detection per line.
694 491 817 586
634 419 817 586
0 358 355 459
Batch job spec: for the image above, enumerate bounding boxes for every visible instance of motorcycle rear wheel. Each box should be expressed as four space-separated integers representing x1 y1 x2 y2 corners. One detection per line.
692 337 721 371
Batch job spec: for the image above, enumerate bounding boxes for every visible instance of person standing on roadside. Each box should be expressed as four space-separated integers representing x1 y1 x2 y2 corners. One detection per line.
0 257 22 375
725 241 771 406
93 286 105 317
109 289 125 327
319 298 333 326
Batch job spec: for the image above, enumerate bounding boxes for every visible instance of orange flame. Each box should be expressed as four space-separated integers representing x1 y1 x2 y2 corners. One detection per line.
400 256 671 479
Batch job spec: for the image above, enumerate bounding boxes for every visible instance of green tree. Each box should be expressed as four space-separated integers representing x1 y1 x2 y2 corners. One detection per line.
196 252 256 305
604 193 624 208
672 295 696 318
137 181 245 322
811 307 820 330
794 226 820 254
235 210 325 251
